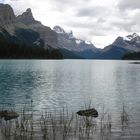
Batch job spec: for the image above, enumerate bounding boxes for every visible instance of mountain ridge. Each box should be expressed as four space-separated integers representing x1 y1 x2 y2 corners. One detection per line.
53 25 99 58
53 25 140 59
0 3 63 59
17 8 58 48
1 3 140 59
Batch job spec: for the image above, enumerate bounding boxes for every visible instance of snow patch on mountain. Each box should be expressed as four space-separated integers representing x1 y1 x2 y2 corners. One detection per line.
53 26 65 34
123 36 131 41
85 41 92 45
53 25 98 53
76 39 83 44
123 33 140 43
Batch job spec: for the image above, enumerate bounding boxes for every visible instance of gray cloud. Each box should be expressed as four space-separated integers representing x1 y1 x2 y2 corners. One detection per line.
118 0 140 10
49 0 92 11
76 6 110 17
114 0 140 32
111 20 135 32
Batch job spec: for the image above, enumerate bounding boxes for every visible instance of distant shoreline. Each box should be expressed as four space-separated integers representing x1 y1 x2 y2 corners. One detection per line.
130 61 140 64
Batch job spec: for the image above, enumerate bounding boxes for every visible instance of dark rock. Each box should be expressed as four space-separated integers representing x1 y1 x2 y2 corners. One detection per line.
0 4 16 25
0 110 19 121
0 111 5 118
17 8 40 25
77 108 98 118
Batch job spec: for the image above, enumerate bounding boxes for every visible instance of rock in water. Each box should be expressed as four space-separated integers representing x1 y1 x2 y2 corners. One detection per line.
0 110 19 121
0 111 5 118
77 108 98 118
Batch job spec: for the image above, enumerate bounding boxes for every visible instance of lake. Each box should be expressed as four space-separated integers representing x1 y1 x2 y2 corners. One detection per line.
0 60 140 139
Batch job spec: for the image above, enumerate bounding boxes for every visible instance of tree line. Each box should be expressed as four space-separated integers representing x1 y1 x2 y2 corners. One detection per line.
0 28 63 59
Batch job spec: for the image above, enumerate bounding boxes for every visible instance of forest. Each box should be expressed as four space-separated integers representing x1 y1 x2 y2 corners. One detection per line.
0 28 63 59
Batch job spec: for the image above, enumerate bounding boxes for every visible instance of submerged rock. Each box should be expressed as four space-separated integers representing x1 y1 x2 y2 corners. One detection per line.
0 110 19 121
77 108 98 118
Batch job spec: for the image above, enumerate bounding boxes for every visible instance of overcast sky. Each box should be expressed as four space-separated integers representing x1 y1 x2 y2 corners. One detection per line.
1 0 140 48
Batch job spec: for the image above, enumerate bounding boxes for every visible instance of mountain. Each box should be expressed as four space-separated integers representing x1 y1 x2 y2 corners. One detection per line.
1 3 140 60
17 8 58 48
99 33 140 59
53 27 140 59
113 33 140 52
53 26 99 59
0 4 16 25
0 4 63 59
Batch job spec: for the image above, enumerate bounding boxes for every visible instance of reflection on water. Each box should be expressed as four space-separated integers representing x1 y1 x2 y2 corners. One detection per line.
0 60 140 132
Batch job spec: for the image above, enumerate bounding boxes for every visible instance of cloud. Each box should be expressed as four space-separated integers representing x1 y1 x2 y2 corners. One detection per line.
114 0 140 33
0 0 5 2
118 0 140 10
76 6 110 17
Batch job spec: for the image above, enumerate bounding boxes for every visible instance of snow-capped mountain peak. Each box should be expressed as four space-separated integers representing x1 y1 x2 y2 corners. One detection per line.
124 33 140 42
53 26 65 34
53 26 74 39
53 25 98 54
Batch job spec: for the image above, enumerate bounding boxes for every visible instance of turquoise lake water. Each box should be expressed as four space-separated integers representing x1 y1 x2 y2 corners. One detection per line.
0 60 140 139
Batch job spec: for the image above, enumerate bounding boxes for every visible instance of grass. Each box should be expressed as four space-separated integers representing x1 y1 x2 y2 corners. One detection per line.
0 102 131 140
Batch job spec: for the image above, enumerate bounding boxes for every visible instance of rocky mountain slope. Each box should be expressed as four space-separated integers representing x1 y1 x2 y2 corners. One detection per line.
53 26 140 59
53 26 99 58
17 8 58 48
0 4 62 59
0 4 16 25
99 33 140 59
1 3 140 59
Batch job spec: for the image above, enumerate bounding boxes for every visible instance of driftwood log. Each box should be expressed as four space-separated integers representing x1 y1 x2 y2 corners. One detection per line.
0 110 19 121
77 108 98 118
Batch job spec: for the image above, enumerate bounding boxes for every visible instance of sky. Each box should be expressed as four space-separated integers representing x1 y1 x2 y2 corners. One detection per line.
1 0 140 48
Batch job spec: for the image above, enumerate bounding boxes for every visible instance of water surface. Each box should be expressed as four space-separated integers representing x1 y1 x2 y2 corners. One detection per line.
0 60 140 139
